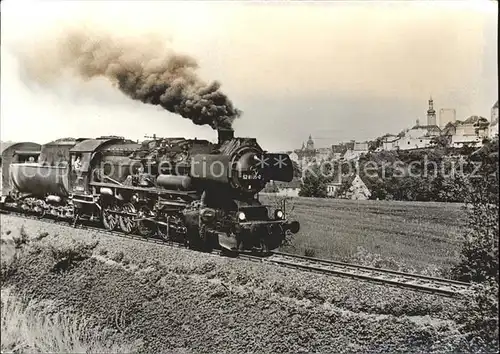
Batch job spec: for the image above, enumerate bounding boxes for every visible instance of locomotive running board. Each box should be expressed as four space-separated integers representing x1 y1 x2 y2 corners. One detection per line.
90 182 198 197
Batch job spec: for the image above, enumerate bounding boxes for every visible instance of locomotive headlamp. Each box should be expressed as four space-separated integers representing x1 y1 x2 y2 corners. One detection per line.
237 211 246 222
275 209 284 220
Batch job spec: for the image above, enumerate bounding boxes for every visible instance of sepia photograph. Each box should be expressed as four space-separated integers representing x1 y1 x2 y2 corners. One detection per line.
0 0 498 353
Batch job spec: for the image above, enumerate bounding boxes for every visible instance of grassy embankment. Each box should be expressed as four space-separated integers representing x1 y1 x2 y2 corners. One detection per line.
1 216 476 353
0 226 138 353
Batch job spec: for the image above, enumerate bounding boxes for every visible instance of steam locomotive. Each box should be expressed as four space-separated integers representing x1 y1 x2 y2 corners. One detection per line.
0 128 300 255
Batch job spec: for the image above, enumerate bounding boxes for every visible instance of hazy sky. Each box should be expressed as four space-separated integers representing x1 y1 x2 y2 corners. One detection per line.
1 0 498 151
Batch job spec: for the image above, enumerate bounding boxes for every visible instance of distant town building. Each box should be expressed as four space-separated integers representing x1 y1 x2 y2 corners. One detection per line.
331 141 354 160
342 150 361 160
457 116 483 136
439 108 456 129
316 147 332 161
443 115 490 148
303 97 495 158
490 100 499 138
402 99 442 140
353 141 369 152
492 100 499 122
289 152 299 163
364 97 495 153
326 181 342 197
345 175 371 200
450 135 484 148
306 135 314 151
341 140 369 160
427 96 437 126
294 134 318 162
415 97 442 136
379 98 445 151
275 178 301 197
392 136 434 150
331 143 348 156
408 120 441 138
382 135 400 150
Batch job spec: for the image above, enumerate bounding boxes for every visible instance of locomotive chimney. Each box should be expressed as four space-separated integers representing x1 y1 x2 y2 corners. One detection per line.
218 128 234 145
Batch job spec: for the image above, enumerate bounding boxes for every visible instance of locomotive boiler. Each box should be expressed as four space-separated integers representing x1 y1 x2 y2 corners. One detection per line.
1 129 300 255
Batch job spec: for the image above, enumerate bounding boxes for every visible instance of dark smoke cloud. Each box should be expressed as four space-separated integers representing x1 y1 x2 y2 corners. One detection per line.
17 27 241 130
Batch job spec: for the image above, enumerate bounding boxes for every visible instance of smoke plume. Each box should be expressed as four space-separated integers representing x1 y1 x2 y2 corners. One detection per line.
16 27 241 130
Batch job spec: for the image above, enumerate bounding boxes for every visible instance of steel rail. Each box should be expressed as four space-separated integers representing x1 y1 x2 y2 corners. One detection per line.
272 251 470 285
264 252 471 297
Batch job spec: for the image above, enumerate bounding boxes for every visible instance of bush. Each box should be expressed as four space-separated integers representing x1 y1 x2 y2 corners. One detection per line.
35 232 49 241
451 202 499 283
458 280 499 352
451 139 499 351
299 165 328 198
12 226 29 249
1 252 19 284
49 240 98 272
452 140 499 283
110 251 125 263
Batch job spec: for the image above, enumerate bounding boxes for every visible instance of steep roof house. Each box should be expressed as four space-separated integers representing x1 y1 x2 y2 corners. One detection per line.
345 175 371 200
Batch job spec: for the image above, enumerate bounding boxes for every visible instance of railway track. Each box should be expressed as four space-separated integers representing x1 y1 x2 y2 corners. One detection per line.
2 211 472 298
260 252 471 298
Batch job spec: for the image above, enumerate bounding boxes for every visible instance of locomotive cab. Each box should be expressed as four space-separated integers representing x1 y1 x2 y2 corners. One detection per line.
70 152 91 194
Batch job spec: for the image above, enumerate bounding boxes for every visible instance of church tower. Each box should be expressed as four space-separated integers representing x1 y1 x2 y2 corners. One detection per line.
306 135 314 151
427 96 436 126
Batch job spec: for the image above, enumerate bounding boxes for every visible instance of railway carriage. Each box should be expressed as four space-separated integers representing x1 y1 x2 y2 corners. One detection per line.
1 142 42 193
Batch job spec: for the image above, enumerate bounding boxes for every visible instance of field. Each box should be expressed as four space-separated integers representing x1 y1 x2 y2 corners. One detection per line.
260 195 466 275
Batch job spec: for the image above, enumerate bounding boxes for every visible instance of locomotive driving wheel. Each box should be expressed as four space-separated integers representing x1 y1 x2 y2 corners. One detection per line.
102 205 118 231
34 204 46 219
119 203 137 234
136 206 155 238
37 208 46 220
